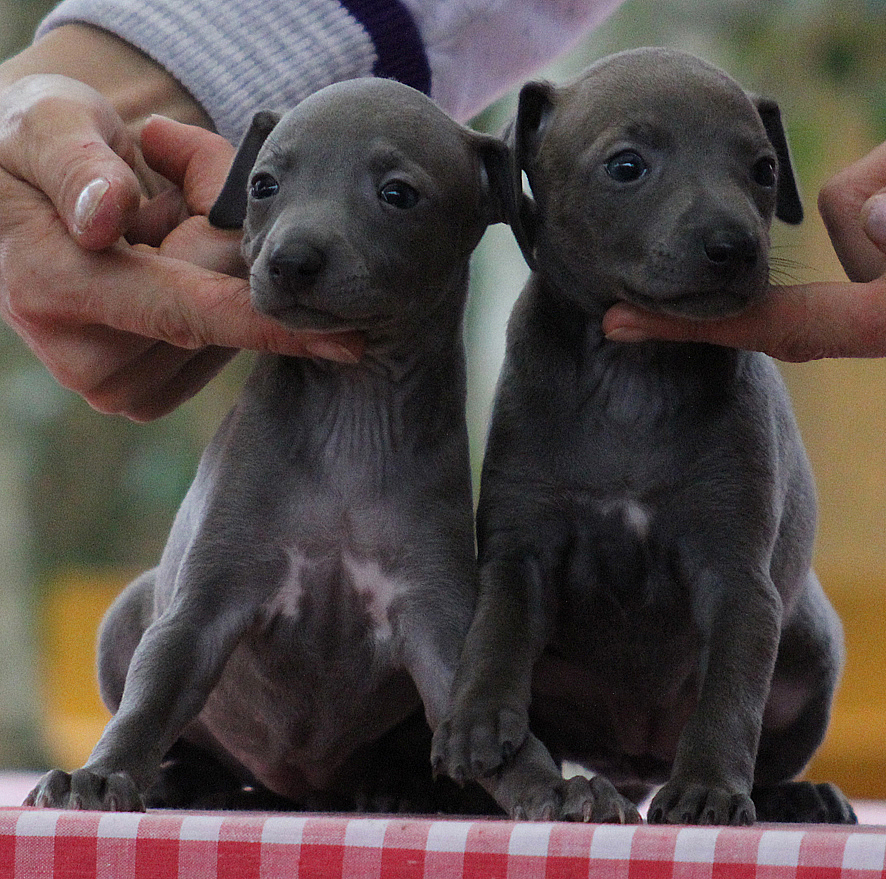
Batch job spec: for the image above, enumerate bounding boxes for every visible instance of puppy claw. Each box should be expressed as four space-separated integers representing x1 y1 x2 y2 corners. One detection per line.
24 768 145 812
509 774 638 824
649 780 755 826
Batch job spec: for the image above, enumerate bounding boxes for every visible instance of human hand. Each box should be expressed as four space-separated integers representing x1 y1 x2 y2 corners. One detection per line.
602 141 886 361
0 71 362 421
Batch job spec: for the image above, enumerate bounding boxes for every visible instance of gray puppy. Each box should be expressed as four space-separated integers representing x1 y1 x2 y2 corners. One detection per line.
25 78 510 813
432 48 856 825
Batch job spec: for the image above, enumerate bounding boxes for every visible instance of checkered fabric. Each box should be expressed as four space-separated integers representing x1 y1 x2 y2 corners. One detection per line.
3 809 886 878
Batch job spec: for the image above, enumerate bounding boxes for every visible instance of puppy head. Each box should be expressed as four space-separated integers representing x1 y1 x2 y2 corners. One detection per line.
210 78 510 337
510 47 803 319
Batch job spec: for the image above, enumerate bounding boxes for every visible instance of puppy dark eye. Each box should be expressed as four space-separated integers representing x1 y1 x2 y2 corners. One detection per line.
379 180 420 209
250 173 279 200
605 151 648 183
753 157 777 188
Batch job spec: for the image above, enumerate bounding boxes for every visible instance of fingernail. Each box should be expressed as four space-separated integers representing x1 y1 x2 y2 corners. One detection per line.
304 339 361 364
863 194 886 247
73 178 110 235
142 113 175 134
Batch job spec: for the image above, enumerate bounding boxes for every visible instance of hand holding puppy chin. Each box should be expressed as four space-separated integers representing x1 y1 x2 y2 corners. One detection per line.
0 51 362 421
603 141 886 361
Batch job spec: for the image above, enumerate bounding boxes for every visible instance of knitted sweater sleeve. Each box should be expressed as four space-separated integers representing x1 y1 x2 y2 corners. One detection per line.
35 0 624 141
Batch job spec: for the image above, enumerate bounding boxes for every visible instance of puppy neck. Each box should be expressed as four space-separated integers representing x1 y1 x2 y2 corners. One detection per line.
520 273 748 418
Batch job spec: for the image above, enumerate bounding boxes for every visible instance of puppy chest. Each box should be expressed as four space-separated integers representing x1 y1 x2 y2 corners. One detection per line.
560 498 663 601
259 548 408 644
532 651 699 765
541 531 703 764
547 496 697 636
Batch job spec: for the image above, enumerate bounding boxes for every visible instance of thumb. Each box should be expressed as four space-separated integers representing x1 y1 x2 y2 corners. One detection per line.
818 140 886 283
861 193 886 255
0 74 142 249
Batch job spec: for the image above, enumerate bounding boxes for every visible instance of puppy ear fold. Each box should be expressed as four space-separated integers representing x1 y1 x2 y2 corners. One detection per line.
209 111 281 229
753 96 804 225
508 80 556 270
515 80 556 172
474 134 515 228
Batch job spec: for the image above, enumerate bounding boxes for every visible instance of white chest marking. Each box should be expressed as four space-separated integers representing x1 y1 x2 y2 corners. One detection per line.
622 500 652 540
342 552 406 640
264 547 406 641
596 498 653 541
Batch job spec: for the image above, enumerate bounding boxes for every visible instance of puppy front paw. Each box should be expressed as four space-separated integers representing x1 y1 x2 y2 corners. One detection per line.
648 779 754 825
431 704 529 784
511 775 641 824
24 768 145 812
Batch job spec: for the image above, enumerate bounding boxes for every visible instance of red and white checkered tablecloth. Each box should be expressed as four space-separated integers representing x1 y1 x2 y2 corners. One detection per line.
4 808 886 879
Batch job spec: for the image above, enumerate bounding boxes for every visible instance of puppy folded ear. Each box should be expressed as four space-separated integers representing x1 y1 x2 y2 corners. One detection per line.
209 111 281 229
474 134 514 228
515 80 556 172
508 80 557 270
753 97 804 225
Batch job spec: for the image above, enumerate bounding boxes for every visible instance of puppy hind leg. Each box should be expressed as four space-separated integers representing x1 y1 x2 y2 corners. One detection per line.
753 578 855 824
96 569 157 713
753 686 855 823
752 780 856 824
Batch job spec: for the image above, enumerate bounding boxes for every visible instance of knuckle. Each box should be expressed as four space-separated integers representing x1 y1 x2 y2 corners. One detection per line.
0 78 135 220
83 367 178 423
146 278 242 351
0 273 41 328
149 308 207 350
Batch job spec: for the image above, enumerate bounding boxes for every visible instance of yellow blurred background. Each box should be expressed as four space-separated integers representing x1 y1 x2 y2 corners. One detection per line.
2 0 886 801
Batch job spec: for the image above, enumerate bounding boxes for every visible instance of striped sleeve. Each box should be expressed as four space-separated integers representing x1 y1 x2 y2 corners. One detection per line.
36 0 624 139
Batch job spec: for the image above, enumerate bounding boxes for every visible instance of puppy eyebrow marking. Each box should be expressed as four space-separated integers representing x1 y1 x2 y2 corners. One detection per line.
616 120 674 150
256 141 289 169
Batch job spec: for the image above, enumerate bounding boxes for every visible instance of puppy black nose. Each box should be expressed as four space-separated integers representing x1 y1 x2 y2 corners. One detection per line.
268 242 326 288
703 229 757 268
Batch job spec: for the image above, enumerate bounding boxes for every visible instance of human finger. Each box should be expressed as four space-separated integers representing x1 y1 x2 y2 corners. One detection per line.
123 115 237 247
84 340 237 422
6 230 362 356
0 74 143 249
131 116 246 272
139 114 236 215
818 141 886 282
602 278 886 362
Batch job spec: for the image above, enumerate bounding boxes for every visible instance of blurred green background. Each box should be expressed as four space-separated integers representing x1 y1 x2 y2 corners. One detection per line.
2 0 886 799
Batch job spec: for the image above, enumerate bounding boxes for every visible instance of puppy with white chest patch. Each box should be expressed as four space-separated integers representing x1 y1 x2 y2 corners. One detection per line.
432 48 856 825
24 78 511 813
